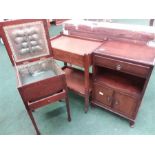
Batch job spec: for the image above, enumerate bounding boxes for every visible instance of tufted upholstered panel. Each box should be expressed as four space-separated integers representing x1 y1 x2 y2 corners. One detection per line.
3 21 50 62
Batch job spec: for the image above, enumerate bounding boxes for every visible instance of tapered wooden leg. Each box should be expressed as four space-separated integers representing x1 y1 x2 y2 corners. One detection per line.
18 91 40 135
27 109 40 135
129 120 135 128
65 95 71 122
84 54 90 113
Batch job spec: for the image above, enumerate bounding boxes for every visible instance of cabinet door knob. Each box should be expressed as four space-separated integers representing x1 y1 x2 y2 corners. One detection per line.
116 64 122 71
99 91 104 96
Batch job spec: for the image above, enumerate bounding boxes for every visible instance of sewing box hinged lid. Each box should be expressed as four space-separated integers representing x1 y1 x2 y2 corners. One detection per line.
2 19 53 65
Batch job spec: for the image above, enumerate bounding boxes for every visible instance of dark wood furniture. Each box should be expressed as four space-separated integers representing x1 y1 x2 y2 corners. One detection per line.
2 19 71 134
50 34 102 112
54 19 69 25
92 40 155 126
64 20 155 43
64 20 155 126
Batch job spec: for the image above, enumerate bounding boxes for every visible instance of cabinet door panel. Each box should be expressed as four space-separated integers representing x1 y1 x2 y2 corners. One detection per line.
113 92 138 118
93 83 113 106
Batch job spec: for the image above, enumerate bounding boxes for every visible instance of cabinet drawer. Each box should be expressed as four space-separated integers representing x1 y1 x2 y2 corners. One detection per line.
53 49 71 63
93 83 113 106
113 92 138 118
70 54 84 67
94 55 150 78
53 48 84 67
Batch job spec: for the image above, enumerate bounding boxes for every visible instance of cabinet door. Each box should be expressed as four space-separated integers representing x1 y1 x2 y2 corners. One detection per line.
93 83 113 106
113 92 138 118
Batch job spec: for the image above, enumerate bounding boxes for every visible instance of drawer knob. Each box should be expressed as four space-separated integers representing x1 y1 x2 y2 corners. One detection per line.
99 91 104 96
116 64 122 71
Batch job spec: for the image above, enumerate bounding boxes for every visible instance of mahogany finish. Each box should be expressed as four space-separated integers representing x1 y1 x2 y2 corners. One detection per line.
92 40 155 126
2 19 71 134
51 35 101 55
64 20 155 45
64 67 92 96
54 19 69 25
51 34 102 112
94 55 150 78
93 83 113 107
95 41 155 65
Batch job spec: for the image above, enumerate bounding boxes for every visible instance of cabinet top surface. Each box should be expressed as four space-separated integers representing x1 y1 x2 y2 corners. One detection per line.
51 35 102 55
95 40 155 66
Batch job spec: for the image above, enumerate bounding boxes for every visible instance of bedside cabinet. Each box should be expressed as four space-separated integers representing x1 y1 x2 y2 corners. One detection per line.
91 40 155 127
